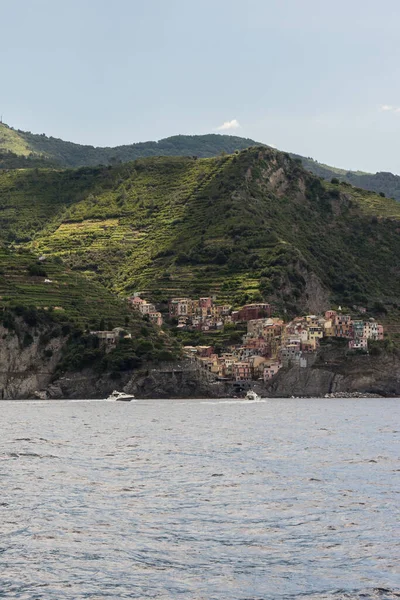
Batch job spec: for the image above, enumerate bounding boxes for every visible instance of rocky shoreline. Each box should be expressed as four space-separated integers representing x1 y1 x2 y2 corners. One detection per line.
323 392 383 399
1 327 399 399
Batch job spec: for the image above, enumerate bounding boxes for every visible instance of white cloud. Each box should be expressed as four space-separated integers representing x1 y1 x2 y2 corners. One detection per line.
380 104 400 114
216 119 240 131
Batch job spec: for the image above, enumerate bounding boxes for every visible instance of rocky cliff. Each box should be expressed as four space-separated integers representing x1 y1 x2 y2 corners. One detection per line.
50 361 227 400
265 343 400 398
0 321 66 400
1 324 399 399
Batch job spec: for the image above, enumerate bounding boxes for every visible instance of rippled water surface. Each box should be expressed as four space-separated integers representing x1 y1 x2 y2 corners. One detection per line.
0 398 399 599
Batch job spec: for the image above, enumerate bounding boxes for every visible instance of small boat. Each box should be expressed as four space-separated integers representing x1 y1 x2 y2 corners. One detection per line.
107 390 135 402
245 390 262 401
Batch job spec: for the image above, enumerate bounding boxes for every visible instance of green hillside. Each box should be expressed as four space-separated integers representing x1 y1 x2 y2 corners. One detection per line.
0 246 179 373
0 123 257 168
0 123 32 156
1 147 399 316
2 121 400 201
292 154 400 202
0 247 132 327
0 150 58 170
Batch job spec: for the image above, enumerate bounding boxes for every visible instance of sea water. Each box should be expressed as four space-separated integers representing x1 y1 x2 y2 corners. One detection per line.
0 398 399 599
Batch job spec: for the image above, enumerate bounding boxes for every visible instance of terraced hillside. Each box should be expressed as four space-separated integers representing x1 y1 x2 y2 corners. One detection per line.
1 147 399 315
0 247 133 327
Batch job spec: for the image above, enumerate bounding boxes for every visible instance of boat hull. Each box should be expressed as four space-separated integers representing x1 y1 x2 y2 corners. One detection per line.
115 397 134 402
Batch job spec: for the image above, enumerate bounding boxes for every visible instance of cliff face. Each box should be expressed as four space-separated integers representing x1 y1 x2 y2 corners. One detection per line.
1 326 399 399
0 322 66 399
0 324 227 400
265 346 400 398
51 361 226 400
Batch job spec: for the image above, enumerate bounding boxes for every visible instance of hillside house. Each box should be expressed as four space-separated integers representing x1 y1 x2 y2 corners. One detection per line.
169 298 192 317
334 314 353 338
349 337 368 351
232 303 271 322
325 310 337 320
90 327 132 346
353 320 365 339
129 296 156 315
363 320 379 340
263 362 282 381
233 362 251 381
323 319 335 337
148 311 163 327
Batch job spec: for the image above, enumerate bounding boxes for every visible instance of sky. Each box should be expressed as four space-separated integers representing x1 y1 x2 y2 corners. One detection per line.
1 0 400 173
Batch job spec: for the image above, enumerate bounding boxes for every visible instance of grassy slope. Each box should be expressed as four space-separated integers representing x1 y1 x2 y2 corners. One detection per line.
0 124 32 156
1 148 399 314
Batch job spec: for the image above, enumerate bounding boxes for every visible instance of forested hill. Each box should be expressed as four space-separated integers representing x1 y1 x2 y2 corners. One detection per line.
1 121 400 200
0 122 257 167
291 154 400 203
0 150 57 170
1 147 399 319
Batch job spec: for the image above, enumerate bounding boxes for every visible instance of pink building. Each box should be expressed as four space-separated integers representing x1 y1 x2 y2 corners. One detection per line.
378 324 384 340
233 362 251 381
263 363 282 381
199 297 213 310
129 296 145 308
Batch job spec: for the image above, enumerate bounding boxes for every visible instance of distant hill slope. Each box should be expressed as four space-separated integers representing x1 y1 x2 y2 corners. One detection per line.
2 121 400 201
0 122 256 167
0 150 58 169
1 147 399 316
291 154 400 203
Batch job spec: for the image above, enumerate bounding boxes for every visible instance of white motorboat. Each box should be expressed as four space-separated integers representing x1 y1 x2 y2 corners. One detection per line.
107 390 135 402
245 390 262 401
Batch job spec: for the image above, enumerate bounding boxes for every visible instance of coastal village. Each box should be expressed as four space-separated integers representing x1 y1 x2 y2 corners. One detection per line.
119 294 385 384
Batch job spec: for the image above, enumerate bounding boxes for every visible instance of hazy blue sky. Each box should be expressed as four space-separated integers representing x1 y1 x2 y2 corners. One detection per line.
1 0 400 173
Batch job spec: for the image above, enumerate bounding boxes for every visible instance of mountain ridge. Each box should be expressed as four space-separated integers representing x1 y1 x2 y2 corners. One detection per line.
1 122 400 201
